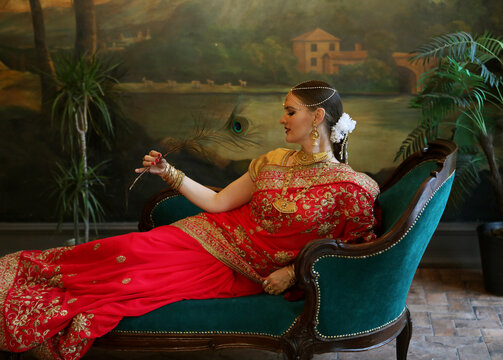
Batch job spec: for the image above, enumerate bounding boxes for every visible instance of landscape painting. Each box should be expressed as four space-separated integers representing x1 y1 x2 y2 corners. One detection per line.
0 0 501 222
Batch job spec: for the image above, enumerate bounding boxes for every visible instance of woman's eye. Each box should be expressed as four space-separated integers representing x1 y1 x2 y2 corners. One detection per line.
288 111 295 116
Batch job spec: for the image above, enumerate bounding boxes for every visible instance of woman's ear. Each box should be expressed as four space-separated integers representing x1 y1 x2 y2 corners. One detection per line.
314 107 326 124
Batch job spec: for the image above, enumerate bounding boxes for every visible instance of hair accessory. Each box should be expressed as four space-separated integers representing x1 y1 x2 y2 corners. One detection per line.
339 134 348 162
330 113 356 143
290 86 337 107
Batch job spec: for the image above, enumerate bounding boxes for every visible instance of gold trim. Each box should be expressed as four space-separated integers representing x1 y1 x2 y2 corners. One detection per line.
0 251 21 351
172 216 263 283
255 163 379 200
111 316 299 338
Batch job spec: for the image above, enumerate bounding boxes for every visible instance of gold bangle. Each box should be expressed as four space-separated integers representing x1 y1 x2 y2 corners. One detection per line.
161 164 185 191
287 264 296 285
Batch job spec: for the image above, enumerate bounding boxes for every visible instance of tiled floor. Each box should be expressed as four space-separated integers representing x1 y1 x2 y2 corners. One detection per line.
21 268 503 360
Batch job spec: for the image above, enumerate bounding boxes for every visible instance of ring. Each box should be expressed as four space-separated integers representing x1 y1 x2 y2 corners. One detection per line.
263 280 269 286
266 286 272 292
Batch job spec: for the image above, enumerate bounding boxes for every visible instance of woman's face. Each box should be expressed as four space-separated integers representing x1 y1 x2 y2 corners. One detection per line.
280 93 316 146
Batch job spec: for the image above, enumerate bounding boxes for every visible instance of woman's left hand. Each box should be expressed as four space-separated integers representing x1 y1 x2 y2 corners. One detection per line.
262 266 294 295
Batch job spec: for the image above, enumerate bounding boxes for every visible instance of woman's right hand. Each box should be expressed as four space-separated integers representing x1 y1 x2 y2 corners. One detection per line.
134 150 166 176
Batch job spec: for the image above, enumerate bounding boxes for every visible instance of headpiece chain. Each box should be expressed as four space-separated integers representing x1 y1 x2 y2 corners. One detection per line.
289 86 337 107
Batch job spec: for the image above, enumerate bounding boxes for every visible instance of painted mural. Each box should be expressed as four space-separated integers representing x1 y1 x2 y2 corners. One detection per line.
0 0 502 222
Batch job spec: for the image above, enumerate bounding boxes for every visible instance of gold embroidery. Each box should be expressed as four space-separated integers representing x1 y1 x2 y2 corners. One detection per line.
93 243 101 250
0 252 21 350
255 162 379 199
317 222 334 236
72 313 91 334
261 219 280 233
173 216 263 283
121 278 131 284
47 274 64 288
68 298 77 304
4 248 76 350
274 251 294 264
116 256 126 263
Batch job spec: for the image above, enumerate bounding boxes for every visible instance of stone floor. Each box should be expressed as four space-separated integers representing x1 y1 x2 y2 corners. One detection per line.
20 268 503 360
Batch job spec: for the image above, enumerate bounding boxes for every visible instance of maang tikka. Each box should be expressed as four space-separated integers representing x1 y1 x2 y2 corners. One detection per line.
311 120 320 146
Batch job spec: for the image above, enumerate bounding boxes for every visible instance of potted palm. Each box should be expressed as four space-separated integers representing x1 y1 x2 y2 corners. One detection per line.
397 31 503 294
51 54 119 244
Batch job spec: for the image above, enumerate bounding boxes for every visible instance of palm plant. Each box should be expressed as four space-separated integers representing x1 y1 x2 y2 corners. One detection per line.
51 159 107 244
52 53 119 243
397 31 503 217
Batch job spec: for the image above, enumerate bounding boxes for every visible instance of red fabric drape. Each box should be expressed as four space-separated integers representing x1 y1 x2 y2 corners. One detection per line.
0 226 261 359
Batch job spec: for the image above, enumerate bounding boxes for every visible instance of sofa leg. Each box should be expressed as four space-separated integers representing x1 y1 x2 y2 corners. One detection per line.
0 352 22 360
282 332 314 360
396 307 412 360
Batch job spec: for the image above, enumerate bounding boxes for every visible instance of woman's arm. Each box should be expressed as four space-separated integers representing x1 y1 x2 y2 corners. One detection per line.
135 150 255 213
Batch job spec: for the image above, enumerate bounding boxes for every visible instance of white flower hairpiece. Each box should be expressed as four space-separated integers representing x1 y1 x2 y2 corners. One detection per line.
330 113 356 143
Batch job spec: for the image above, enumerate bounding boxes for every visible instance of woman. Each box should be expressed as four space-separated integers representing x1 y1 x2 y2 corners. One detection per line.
0 80 379 360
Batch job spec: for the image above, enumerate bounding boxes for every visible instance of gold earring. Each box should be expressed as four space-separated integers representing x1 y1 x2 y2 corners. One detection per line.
311 120 320 146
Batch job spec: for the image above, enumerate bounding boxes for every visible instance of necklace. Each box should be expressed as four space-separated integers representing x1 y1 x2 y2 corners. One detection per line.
272 162 330 214
294 150 333 165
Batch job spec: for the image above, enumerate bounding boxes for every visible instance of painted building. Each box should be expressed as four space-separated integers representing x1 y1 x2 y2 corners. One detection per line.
292 28 367 74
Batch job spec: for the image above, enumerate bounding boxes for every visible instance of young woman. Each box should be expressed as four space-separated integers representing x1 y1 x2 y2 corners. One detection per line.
0 80 379 360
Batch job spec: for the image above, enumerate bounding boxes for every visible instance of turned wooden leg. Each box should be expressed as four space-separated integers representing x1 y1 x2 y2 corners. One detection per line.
396 307 412 360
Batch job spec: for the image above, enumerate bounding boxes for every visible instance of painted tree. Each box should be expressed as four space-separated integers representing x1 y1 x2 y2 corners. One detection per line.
74 0 97 58
28 0 57 115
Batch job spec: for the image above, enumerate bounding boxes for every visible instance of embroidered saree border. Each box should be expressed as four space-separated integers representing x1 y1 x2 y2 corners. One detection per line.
255 163 379 199
0 251 22 351
172 217 263 284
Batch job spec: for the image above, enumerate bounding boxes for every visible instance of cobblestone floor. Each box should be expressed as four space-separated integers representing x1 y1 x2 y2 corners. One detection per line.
21 268 503 360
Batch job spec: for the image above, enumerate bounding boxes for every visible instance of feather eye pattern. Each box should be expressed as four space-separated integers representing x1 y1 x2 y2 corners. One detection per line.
128 100 261 192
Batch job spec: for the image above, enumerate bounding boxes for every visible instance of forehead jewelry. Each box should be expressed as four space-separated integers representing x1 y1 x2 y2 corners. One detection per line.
289 86 337 107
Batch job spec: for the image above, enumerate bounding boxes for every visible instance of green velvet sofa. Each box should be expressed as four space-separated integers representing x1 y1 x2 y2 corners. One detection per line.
1 140 456 360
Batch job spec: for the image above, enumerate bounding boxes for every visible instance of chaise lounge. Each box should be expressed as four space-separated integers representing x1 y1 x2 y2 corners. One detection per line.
2 139 457 360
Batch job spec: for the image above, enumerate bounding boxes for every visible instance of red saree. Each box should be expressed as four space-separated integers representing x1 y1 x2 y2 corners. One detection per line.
0 148 379 360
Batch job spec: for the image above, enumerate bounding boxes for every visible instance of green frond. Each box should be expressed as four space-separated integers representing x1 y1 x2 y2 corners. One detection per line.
411 32 475 64
448 152 484 210
394 125 429 161
51 53 120 151
50 158 107 239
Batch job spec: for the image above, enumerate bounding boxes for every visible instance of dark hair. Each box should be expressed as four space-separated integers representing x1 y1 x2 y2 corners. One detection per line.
291 80 346 162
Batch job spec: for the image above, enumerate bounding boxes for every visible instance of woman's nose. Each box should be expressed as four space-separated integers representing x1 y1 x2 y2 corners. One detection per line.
280 114 287 124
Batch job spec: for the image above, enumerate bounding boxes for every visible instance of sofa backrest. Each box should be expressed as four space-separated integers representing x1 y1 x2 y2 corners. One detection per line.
378 160 439 234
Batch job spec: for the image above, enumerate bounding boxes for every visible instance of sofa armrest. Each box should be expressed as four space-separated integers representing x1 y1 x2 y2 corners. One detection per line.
138 186 222 231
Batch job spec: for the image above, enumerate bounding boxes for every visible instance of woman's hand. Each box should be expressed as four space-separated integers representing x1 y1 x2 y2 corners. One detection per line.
135 150 166 177
262 265 295 295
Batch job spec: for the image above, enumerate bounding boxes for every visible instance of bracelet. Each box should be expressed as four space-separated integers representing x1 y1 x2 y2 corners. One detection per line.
286 264 296 286
161 164 185 191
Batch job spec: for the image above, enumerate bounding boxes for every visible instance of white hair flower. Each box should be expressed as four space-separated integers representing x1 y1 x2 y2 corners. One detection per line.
330 113 356 143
